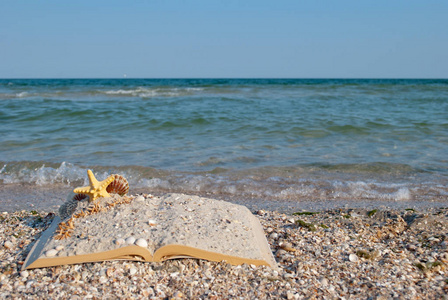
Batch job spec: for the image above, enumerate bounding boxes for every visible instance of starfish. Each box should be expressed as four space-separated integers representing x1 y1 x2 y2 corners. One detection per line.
73 170 115 202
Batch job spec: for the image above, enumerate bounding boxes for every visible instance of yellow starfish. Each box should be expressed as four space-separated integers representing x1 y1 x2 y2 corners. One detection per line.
73 170 115 202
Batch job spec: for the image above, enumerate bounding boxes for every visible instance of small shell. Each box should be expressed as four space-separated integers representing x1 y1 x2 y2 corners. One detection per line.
73 193 88 201
45 249 58 257
106 174 129 196
115 238 125 245
125 236 136 245
349 253 359 262
3 241 14 249
58 197 79 220
280 242 297 252
135 238 148 248
135 195 145 202
148 219 157 226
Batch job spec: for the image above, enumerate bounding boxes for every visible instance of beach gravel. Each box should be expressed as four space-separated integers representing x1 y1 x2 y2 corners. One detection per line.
1 196 448 299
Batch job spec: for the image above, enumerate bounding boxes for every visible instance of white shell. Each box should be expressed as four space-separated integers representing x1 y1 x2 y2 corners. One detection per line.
20 270 29 278
148 219 157 226
45 249 58 257
115 238 125 245
349 253 359 262
3 241 13 249
135 238 148 248
135 195 145 202
125 236 136 245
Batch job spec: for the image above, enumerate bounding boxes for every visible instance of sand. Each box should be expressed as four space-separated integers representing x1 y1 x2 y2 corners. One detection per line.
32 193 275 266
1 193 448 299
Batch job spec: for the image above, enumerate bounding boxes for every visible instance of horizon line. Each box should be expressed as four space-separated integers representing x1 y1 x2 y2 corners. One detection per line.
1 77 447 80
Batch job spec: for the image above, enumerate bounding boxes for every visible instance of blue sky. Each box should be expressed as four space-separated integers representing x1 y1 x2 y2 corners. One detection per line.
1 0 447 78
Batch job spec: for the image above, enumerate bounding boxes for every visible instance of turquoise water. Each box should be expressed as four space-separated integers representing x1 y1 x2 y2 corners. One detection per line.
1 79 447 208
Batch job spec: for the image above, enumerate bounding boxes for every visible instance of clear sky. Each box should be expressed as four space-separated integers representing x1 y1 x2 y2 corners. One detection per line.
1 0 447 78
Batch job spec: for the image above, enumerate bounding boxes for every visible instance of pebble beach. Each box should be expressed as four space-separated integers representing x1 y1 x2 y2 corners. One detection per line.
1 194 448 299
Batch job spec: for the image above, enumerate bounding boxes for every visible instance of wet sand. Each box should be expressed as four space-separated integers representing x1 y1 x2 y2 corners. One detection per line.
1 184 447 214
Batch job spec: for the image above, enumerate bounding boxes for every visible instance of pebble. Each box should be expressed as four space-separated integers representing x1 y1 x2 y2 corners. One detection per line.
441 252 448 262
125 236 136 245
99 276 108 284
320 277 329 286
135 238 148 248
269 233 279 239
1 202 448 299
55 245 64 251
172 291 184 298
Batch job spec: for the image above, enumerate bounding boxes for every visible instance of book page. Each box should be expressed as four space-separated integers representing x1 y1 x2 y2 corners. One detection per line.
24 193 276 269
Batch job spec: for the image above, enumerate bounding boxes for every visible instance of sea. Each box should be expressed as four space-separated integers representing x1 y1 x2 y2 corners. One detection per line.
1 78 447 212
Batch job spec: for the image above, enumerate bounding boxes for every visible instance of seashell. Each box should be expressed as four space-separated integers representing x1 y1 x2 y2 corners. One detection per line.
349 253 359 262
106 174 129 196
135 195 145 202
20 270 29 278
135 238 148 248
59 197 79 220
125 236 136 245
148 219 157 226
280 242 297 252
115 238 125 245
45 249 58 257
73 193 88 201
3 241 14 249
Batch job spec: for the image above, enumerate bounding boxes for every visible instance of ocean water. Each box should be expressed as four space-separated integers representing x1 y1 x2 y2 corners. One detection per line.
1 78 447 211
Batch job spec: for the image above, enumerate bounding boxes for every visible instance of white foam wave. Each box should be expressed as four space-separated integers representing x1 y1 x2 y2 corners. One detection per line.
135 174 416 202
137 178 171 189
103 87 204 98
0 92 30 99
16 92 29 98
2 162 442 203
0 162 87 186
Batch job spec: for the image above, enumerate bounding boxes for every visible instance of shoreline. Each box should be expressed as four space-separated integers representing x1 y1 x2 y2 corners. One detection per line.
1 193 448 298
1 183 447 214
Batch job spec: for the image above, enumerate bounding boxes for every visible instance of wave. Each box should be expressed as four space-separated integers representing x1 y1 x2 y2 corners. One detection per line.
102 87 205 98
1 161 447 203
0 87 206 100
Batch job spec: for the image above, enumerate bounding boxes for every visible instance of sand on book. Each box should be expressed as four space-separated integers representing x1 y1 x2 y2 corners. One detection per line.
23 193 276 270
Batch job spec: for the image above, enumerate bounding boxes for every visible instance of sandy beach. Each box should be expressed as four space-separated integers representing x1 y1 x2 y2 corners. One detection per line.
1 193 448 299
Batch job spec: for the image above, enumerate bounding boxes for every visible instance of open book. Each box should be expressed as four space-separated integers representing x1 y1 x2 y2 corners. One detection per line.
23 193 276 270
